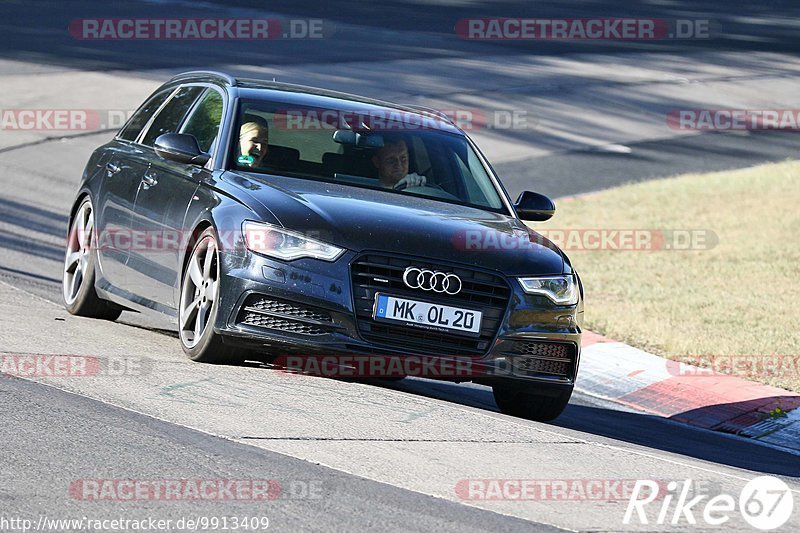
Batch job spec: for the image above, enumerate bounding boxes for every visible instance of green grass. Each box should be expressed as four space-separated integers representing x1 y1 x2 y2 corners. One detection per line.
530 160 800 391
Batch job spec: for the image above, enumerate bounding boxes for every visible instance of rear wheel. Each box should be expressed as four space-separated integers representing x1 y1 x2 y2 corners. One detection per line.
62 198 122 320
492 382 572 422
178 227 242 364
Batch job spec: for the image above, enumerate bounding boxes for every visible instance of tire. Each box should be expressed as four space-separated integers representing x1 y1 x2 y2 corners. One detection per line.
178 227 242 364
62 197 122 321
492 382 573 422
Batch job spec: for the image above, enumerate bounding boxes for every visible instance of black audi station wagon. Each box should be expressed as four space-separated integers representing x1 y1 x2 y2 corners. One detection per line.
63 71 584 421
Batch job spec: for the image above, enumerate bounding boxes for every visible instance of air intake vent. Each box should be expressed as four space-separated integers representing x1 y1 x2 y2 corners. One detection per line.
504 341 577 379
236 294 335 336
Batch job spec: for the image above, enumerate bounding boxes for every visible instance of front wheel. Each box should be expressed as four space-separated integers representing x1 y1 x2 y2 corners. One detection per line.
178 227 241 364
62 197 122 320
492 383 573 422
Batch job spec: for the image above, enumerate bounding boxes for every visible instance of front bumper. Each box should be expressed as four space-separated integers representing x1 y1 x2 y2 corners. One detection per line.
215 249 582 388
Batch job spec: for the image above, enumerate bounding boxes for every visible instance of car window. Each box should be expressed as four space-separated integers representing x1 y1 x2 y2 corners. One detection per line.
230 100 506 212
117 89 172 142
460 146 502 208
141 86 204 147
181 89 224 153
241 109 338 164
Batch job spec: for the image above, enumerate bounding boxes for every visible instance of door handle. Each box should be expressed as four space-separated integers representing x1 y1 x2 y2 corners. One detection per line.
106 161 122 177
141 170 158 189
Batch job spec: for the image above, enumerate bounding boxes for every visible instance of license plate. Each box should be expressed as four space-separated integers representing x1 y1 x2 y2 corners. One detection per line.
373 294 482 336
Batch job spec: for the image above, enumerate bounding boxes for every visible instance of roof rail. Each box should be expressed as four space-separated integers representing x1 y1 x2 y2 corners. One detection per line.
169 70 237 86
403 105 456 126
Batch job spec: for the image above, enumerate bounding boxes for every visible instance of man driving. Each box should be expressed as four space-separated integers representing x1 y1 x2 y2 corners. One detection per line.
371 138 427 189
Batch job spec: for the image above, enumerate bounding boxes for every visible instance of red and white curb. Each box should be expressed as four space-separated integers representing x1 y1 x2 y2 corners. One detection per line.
578 331 800 453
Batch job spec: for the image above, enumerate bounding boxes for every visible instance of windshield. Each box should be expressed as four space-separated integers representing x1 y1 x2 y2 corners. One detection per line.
230 99 507 212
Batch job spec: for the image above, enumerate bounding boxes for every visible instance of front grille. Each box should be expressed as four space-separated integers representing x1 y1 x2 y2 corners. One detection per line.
236 294 335 336
350 253 511 356
504 341 577 379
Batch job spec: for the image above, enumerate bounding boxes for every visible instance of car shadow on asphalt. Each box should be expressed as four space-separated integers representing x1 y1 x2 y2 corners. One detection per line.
354 376 800 478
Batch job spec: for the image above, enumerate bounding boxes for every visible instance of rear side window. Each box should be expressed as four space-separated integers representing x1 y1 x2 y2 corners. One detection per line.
181 89 224 153
141 86 204 146
117 89 171 142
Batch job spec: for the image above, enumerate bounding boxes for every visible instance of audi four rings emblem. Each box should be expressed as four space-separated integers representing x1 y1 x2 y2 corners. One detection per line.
403 267 462 295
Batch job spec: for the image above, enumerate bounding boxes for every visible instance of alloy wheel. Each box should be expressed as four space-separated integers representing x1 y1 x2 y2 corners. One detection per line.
63 201 95 305
179 235 219 348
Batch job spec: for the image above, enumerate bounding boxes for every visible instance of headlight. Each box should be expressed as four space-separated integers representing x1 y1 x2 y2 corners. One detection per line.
518 275 578 305
242 221 345 261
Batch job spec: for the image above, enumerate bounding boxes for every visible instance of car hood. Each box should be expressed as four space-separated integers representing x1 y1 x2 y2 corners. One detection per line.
226 172 564 276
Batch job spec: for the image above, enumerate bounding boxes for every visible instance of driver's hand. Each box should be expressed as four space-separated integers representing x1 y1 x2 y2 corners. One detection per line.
395 173 427 189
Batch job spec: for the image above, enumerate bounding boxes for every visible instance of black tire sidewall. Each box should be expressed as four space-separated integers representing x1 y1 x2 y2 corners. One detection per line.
493 382 573 421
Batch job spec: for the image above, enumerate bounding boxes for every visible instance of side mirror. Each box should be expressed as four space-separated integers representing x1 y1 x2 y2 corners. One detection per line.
515 191 555 221
154 133 210 166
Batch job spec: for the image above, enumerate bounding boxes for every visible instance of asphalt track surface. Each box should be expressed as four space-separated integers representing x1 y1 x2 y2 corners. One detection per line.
1 1 800 531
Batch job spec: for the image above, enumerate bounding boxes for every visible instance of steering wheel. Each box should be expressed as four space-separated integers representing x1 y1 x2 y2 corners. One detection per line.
394 179 448 192
393 165 439 191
